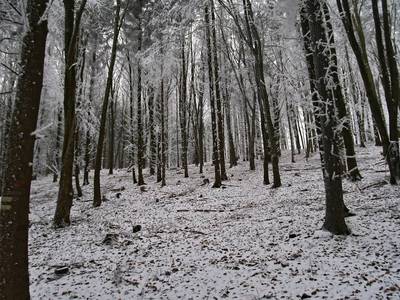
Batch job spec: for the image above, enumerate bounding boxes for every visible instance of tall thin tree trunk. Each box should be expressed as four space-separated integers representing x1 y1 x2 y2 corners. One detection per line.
243 0 281 187
127 51 137 184
54 0 87 226
137 20 145 186
205 3 221 187
53 105 63 183
210 0 228 180
93 0 122 207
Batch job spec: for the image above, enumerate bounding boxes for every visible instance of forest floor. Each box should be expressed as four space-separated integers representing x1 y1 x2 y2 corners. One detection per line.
29 146 400 300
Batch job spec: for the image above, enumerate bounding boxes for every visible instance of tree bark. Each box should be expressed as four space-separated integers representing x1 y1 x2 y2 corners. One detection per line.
0 0 48 297
305 0 349 235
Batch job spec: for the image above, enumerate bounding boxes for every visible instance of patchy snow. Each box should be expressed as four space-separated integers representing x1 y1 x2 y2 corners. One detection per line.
29 146 400 299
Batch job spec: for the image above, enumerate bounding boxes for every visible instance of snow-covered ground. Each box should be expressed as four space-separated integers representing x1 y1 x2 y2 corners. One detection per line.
29 147 400 299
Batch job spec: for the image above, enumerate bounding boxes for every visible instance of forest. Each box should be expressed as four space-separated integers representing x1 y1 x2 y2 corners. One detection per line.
0 0 399 299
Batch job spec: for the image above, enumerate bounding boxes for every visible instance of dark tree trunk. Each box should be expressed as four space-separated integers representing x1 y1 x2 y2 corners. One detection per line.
148 88 156 176
93 0 122 207
210 0 228 181
179 39 189 178
372 0 400 184
224 86 237 167
161 69 167 187
53 105 63 183
323 4 362 181
304 0 349 235
198 52 206 174
127 51 137 184
337 0 390 162
243 0 281 187
205 3 222 188
108 87 116 176
137 20 145 186
54 0 87 227
0 0 48 297
257 93 270 185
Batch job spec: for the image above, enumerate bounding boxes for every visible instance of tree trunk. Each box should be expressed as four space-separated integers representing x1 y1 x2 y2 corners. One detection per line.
93 0 122 207
0 0 48 297
243 0 281 187
210 0 228 181
179 39 189 178
337 0 390 161
53 105 63 183
148 88 156 176
205 3 222 188
372 0 400 184
323 4 362 181
137 20 145 186
305 0 349 235
127 51 137 184
54 0 87 227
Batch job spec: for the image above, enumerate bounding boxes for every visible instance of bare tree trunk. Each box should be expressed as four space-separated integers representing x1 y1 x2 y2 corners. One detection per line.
179 39 189 178
137 20 145 186
93 0 122 207
161 56 167 186
243 0 281 187
372 0 400 184
53 105 63 183
205 3 222 187
321 4 362 181
337 0 390 162
127 51 137 184
210 0 228 180
304 0 349 235
148 87 156 176
0 0 48 297
54 0 87 226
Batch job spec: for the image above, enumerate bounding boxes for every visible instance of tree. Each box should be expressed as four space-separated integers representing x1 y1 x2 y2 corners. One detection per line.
93 0 124 207
371 0 400 184
205 3 222 188
303 0 349 235
0 0 49 297
242 0 281 187
54 0 88 226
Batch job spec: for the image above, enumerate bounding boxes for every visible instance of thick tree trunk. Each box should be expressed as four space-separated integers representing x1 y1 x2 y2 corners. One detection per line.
305 0 349 235
0 0 48 297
